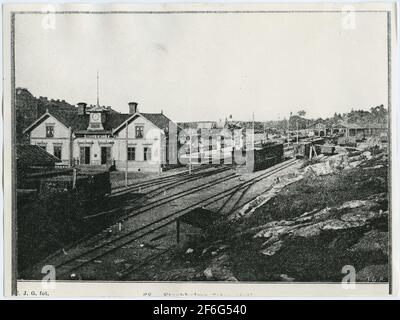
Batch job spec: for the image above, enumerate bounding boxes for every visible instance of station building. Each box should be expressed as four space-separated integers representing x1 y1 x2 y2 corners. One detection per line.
23 102 179 173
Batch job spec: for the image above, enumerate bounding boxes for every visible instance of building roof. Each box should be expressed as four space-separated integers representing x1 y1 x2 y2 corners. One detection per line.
333 122 388 129
306 119 326 129
17 144 62 167
24 109 176 135
141 112 174 132
112 112 176 134
305 120 389 130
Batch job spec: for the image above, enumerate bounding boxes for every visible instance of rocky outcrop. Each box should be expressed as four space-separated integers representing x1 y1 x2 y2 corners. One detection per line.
254 195 388 258
304 151 375 176
234 173 304 220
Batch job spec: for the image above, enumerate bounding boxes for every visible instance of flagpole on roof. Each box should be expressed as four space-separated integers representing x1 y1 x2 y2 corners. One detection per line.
96 70 100 107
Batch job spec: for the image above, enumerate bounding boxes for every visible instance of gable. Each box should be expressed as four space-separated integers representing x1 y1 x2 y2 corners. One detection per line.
113 112 176 135
29 114 70 138
114 114 163 139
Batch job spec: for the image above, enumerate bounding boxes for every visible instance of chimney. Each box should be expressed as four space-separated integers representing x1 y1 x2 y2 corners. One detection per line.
77 102 87 115
129 102 138 114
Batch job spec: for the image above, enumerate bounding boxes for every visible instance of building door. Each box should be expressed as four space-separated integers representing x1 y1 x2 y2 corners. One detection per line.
80 146 91 165
101 146 112 165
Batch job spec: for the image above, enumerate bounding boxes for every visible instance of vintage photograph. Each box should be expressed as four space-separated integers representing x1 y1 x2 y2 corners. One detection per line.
3 3 396 296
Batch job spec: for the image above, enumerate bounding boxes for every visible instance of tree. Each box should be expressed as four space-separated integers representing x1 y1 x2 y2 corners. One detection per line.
297 110 306 117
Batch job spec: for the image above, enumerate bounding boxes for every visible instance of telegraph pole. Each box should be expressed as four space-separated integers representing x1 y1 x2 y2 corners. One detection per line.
189 133 192 175
252 112 255 148
287 112 292 147
189 132 192 174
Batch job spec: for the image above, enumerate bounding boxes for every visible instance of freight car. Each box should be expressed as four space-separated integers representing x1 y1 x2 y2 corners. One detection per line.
241 142 284 172
293 138 325 159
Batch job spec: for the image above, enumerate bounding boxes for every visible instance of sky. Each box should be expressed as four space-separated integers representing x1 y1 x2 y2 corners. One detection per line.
15 11 388 122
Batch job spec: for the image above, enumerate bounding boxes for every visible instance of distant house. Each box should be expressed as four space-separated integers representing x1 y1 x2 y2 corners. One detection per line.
180 120 226 130
307 118 388 139
306 119 330 136
196 121 216 130
335 122 388 139
23 100 179 173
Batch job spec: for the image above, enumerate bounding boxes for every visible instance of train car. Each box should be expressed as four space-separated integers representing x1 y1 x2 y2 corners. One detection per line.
293 138 325 159
241 142 284 172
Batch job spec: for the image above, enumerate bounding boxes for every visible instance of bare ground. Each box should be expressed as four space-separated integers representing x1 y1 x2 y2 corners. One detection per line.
130 151 389 282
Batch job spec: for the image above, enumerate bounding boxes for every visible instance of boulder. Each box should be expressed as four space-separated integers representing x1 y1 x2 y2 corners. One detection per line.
362 151 373 160
280 274 295 281
203 254 235 280
292 221 326 237
320 219 365 231
338 199 376 210
312 207 335 221
255 222 298 239
203 268 213 279
341 210 387 223
226 276 239 282
260 240 283 256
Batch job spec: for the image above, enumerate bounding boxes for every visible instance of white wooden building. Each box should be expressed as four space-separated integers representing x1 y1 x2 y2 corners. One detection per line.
23 102 178 172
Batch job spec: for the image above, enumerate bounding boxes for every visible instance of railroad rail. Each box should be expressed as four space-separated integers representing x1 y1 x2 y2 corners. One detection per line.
111 163 220 194
83 167 238 221
23 165 234 277
110 165 231 200
118 159 299 279
37 158 298 280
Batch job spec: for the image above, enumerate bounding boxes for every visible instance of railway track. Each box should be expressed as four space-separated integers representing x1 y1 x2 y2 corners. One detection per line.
118 159 299 279
109 165 231 202
111 161 235 194
84 168 238 221
46 158 298 279
24 165 234 277
21 166 232 276
37 170 239 276
216 159 297 215
111 164 220 194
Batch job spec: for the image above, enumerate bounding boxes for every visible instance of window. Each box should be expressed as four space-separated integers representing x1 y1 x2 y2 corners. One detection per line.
54 145 62 159
135 125 144 139
220 136 225 149
46 125 54 138
144 147 152 161
80 146 91 165
38 144 47 151
127 147 136 161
